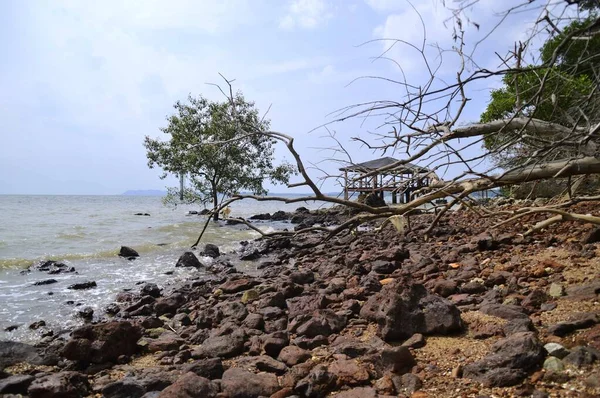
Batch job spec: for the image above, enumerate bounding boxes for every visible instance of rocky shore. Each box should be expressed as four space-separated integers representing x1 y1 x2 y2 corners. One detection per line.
1 202 599 397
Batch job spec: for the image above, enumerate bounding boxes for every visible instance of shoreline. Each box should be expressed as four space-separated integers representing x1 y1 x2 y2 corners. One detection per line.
1 203 599 397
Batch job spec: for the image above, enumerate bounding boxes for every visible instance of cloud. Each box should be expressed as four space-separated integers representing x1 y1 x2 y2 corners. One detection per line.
279 0 332 30
364 0 405 12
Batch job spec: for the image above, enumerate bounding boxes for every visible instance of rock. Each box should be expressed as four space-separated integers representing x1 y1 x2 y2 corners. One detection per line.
0 375 35 395
181 358 224 379
548 283 564 298
78 306 94 319
364 192 386 207
219 278 259 294
463 332 544 387
263 332 289 357
203 244 220 258
154 294 186 316
401 333 425 349
158 372 218 398
243 313 265 330
141 283 161 298
175 252 202 268
398 373 423 394
371 260 396 274
241 289 259 304
295 364 336 397
33 279 58 286
241 355 288 375
566 282 600 300
479 303 529 321
294 309 347 338
28 371 90 398
119 246 139 258
543 357 564 372
328 359 371 387
4 325 19 332
62 321 143 363
192 332 244 359
521 289 547 310
0 341 50 369
334 387 378 398
544 342 570 359
432 280 458 297
278 345 311 366
68 281 97 290
102 380 146 398
250 213 272 220
461 280 487 294
360 280 462 341
271 210 288 221
221 368 280 398
584 227 600 243
547 313 599 336
290 270 315 285
562 346 599 368
29 320 46 330
147 334 185 353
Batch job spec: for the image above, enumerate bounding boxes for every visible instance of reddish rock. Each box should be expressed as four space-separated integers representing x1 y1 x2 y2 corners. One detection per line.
221 368 280 398
158 372 218 398
278 345 311 366
219 278 260 294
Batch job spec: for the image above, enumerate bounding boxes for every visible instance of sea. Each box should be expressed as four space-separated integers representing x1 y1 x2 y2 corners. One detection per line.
0 194 325 342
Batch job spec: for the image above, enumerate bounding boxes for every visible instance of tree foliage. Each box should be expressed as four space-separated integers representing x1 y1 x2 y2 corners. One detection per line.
481 14 600 169
144 93 296 220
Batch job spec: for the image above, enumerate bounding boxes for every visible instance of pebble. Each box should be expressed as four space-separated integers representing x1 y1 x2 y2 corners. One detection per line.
544 343 569 359
543 357 564 372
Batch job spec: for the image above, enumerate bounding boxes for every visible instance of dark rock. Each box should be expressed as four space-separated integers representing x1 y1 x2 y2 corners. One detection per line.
141 283 161 298
78 306 94 319
333 387 378 398
263 332 289 358
503 318 534 335
364 193 386 207
562 346 599 368
243 313 264 330
0 341 50 369
33 279 58 286
290 270 315 285
371 260 396 274
521 289 548 311
250 213 272 220
360 280 462 341
102 379 146 398
175 252 202 268
105 303 121 315
547 313 599 336
463 332 544 387
192 332 245 359
584 227 600 244
566 282 600 300
287 294 327 319
203 244 220 258
479 303 529 321
0 374 35 395
295 364 336 397
61 321 142 364
240 249 261 261
221 368 280 398
328 358 371 387
154 294 186 316
157 372 218 398
379 346 416 374
461 281 487 294
240 355 288 375
432 280 458 297
294 309 346 338
68 281 97 290
4 325 19 332
119 246 139 258
28 371 90 398
278 345 311 366
398 373 423 394
29 320 46 330
182 358 224 380
271 210 288 221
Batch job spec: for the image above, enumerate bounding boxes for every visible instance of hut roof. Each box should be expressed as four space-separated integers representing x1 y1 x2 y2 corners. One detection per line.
339 156 428 174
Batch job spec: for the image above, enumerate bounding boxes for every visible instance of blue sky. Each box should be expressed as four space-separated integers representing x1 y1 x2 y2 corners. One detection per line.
0 0 552 194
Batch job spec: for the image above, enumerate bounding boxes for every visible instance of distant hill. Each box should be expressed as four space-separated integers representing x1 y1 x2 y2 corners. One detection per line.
122 190 167 196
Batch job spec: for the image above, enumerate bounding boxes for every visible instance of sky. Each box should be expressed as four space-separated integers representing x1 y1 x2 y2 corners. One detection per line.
0 0 560 195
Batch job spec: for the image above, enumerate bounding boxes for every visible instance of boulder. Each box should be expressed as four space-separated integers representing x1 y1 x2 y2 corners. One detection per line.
154 294 186 316
61 321 142 364
119 246 140 258
221 368 280 398
360 280 463 341
203 244 220 258
295 364 337 397
463 332 544 387
175 252 202 268
158 372 218 398
102 379 146 398
0 341 50 369
547 312 599 336
28 371 90 398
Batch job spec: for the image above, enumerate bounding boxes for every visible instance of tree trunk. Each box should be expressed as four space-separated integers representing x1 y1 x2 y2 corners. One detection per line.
212 191 219 221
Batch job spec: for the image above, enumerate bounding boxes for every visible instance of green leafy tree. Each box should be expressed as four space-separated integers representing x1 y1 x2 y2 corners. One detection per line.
144 93 296 220
481 14 600 169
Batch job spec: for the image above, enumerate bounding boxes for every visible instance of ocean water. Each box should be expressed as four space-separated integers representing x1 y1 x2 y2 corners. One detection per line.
0 194 323 342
